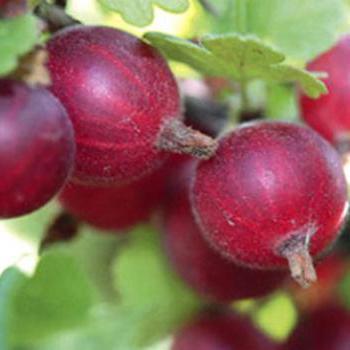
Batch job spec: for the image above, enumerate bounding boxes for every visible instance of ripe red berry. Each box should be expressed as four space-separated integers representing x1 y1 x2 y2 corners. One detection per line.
0 0 27 18
59 166 167 231
284 303 350 350
192 121 348 287
48 25 216 186
163 162 286 303
0 80 75 218
300 36 350 146
172 310 278 350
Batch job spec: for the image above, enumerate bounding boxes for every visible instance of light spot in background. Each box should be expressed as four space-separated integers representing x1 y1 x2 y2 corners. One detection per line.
67 0 198 37
143 337 172 350
343 153 350 186
253 292 297 341
0 223 37 275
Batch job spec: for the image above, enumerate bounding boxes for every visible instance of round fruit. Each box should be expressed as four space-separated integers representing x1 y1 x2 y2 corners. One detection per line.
59 166 167 231
284 303 350 350
172 310 278 350
163 162 286 302
192 121 348 287
300 36 350 145
47 25 180 186
0 80 75 218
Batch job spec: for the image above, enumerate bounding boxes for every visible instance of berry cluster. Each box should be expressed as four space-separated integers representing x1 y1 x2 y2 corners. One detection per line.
1 22 350 349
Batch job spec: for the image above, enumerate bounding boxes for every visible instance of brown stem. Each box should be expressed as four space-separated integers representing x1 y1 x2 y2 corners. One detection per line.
40 211 80 252
335 134 350 156
279 233 317 288
156 119 218 160
55 0 67 7
284 247 317 288
198 0 220 17
35 2 79 32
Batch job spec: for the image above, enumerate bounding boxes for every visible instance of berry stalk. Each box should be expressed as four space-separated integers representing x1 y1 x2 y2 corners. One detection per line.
156 119 218 160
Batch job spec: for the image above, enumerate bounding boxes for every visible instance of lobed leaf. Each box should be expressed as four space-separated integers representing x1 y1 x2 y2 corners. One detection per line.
0 14 38 76
145 32 327 98
98 0 189 27
8 249 96 345
0 268 27 350
205 0 348 62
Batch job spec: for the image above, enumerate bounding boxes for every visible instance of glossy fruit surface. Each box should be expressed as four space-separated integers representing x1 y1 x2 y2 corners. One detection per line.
192 121 348 286
172 310 278 350
59 165 167 231
48 25 180 186
163 162 286 302
300 36 350 144
0 80 75 218
284 303 350 350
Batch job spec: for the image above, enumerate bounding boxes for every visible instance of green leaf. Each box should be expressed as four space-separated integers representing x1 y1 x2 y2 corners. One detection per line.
35 305 171 350
66 226 121 302
0 14 39 76
339 271 350 310
145 32 327 98
9 248 96 345
266 84 298 121
98 0 189 27
205 0 347 62
113 225 200 347
247 0 347 62
0 268 28 350
35 306 138 350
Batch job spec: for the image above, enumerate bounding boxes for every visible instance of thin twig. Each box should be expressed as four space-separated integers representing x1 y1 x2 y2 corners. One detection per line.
35 2 79 32
198 0 220 17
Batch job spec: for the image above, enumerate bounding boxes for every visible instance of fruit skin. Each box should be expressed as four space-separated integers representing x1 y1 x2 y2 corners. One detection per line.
300 36 350 144
172 309 278 350
284 303 350 350
163 161 286 303
192 121 348 272
59 165 167 231
0 80 75 218
48 25 180 186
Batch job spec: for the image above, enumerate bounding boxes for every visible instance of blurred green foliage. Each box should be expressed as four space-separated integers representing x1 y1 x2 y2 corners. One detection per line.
98 0 189 26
